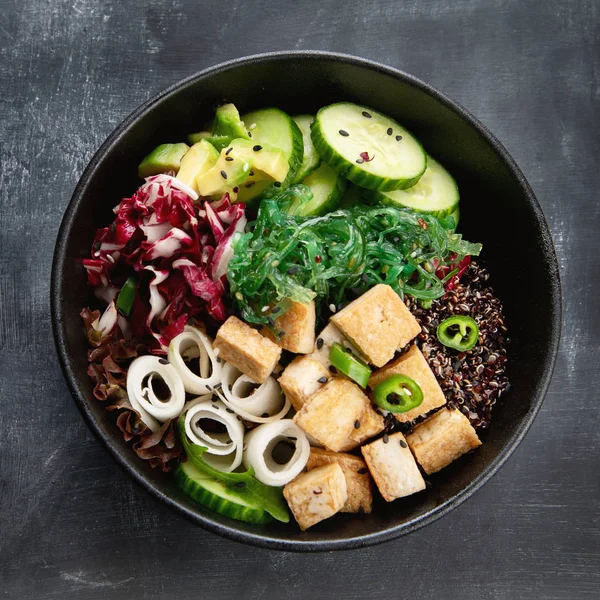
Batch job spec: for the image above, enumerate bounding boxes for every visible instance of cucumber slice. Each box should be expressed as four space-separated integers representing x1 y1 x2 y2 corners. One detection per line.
174 461 272 525
311 102 427 191
292 115 321 183
288 162 347 217
339 183 363 209
242 108 304 194
364 155 459 218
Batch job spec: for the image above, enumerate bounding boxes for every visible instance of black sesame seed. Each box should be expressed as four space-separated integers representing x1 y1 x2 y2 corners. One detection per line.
93 241 102 250
357 467 368 474
158 358 169 365
206 384 212 390
396 135 403 141
316 337 324 349
272 307 281 314
387 127 393 136
267 317 274 326
261 413 269 418
245 181 255 188
318 376 328 384
225 156 234 162
248 170 255 177
216 357 222 363
109 222 117 233
233 186 239 193
339 129 349 137
362 111 372 118
358 506 366 514
329 365 337 374
247 131 252 138
235 482 246 488
220 170 227 179
212 404 219 410
279 330 286 337
337 303 344 312
288 266 299 275
226 408 234 413
361 273 369 283
383 433 389 443
356 158 364 164
400 440 408 448
225 147 233 155
274 181 281 188
253 145 262 151
313 489 322 495
354 420 361 429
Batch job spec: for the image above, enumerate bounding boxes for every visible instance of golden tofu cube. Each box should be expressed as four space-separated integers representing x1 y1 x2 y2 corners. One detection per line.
361 432 426 502
293 378 369 451
331 284 421 367
310 322 368 369
278 356 331 411
283 463 347 530
213 316 281 384
369 344 446 423
262 300 316 354
406 408 482 474
338 404 386 451
306 448 372 513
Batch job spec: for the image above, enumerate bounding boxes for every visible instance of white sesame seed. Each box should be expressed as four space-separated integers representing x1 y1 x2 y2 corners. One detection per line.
249 123 257 129
261 305 270 313
329 303 336 313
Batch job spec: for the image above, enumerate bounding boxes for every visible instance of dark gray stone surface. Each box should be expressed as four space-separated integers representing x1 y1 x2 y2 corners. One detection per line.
0 0 598 598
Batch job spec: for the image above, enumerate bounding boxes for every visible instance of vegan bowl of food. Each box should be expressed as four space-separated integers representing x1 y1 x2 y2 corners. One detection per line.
51 51 561 551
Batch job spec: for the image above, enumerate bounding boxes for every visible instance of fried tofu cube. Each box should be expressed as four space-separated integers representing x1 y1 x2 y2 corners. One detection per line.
331 284 421 367
361 432 426 502
213 316 281 384
278 356 331 411
262 300 316 354
306 448 372 513
293 378 369 451
283 463 347 530
406 408 482 474
338 404 386 451
310 322 368 369
369 344 446 423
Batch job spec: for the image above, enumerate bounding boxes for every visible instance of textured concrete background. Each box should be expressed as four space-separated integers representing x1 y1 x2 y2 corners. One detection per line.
1 0 598 598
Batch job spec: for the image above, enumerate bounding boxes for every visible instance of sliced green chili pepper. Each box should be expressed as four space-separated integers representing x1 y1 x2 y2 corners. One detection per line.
373 374 423 413
329 342 371 388
116 275 138 317
437 315 479 351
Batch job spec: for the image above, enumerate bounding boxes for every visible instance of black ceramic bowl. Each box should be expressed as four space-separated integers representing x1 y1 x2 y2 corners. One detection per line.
51 51 561 551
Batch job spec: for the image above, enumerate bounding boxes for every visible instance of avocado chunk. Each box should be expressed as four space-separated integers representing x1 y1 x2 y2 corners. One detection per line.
138 143 189 179
196 147 254 197
176 140 220 193
212 104 250 140
187 131 232 150
227 139 289 184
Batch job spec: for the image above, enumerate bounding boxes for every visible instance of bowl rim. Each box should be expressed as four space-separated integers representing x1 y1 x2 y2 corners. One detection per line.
51 50 562 552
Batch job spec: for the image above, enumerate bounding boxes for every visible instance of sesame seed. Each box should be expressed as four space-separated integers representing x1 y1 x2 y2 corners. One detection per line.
362 111 372 118
329 365 337 374
318 376 328 384
225 147 233 155
226 407 234 413
235 482 246 488
356 158 364 164
249 170 254 176
274 181 281 187
396 135 402 141
212 404 219 410
253 145 262 151
249 123 257 129
383 433 389 443
158 358 169 365
279 330 286 337
261 305 270 313
245 181 255 188
109 222 117 233
233 186 239 193
225 156 234 161
387 127 393 135
313 489 322 495
220 170 227 179
261 413 269 418
272 307 281 314
316 337 324 349
361 273 369 282
357 467 368 474
329 303 336 313
288 266 298 275
93 241 101 250
247 131 252 138
400 440 407 448
354 420 361 429
339 129 349 137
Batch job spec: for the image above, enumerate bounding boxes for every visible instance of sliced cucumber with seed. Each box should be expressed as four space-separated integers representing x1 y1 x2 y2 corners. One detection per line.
288 162 347 217
364 155 459 218
311 102 427 191
292 115 321 183
174 461 273 524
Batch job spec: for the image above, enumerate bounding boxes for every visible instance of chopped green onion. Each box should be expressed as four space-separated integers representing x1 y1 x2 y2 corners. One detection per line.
437 315 479 351
373 374 423 413
116 275 138 317
328 342 371 388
